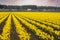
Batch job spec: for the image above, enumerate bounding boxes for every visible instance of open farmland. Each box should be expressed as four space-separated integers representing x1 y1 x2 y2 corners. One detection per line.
0 12 60 40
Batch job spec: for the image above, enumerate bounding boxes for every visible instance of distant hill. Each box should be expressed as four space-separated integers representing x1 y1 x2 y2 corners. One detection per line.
0 4 60 11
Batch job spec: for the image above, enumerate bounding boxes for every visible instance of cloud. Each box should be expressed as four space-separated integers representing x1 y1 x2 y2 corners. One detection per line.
47 0 60 6
0 0 60 7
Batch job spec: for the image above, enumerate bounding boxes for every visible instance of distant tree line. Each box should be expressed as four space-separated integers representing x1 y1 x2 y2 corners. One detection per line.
0 4 60 11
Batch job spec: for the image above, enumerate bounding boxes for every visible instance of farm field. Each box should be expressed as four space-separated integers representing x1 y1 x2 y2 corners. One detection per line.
0 12 60 40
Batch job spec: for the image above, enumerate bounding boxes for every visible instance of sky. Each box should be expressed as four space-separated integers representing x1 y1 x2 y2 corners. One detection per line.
0 0 60 7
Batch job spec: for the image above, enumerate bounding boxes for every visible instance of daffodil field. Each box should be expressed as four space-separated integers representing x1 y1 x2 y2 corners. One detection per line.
0 12 60 40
